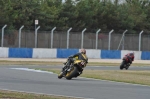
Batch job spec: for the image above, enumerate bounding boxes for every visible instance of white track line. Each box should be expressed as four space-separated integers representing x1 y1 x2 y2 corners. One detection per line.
10 68 54 74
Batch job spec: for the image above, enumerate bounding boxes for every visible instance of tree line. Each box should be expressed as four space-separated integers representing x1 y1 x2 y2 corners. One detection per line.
0 0 150 33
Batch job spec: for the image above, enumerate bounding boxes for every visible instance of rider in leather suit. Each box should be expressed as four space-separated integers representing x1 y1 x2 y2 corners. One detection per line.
64 49 88 68
125 52 134 64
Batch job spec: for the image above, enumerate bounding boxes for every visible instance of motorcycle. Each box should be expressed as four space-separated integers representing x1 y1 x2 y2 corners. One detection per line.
120 56 131 70
58 59 87 80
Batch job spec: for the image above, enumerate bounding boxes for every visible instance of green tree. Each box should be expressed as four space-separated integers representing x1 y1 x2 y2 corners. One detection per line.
0 0 150 32
36 0 63 30
124 0 148 31
75 0 101 31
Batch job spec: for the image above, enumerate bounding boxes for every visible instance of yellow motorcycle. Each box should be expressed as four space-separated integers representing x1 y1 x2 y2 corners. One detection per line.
58 59 88 80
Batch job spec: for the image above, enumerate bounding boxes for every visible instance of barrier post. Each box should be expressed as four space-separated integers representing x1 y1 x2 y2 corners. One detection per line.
81 28 86 48
139 30 144 51
18 25 24 48
108 29 114 50
117 29 128 50
67 28 72 49
1 25 7 47
51 27 56 48
35 26 40 48
96 29 101 49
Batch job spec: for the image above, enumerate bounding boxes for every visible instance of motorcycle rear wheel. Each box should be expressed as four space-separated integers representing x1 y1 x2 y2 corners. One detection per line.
65 67 78 80
125 64 130 70
125 66 129 70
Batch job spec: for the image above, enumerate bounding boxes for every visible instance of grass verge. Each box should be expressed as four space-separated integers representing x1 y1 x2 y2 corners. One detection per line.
0 61 150 66
38 68 150 86
0 90 80 99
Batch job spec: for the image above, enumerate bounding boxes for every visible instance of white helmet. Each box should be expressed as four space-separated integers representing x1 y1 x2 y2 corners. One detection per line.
132 52 134 55
80 49 86 54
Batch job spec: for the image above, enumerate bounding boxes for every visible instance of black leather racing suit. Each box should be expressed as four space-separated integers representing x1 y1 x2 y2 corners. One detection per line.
66 52 88 67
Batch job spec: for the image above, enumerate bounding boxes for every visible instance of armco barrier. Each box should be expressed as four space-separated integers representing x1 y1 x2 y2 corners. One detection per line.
57 49 79 58
141 51 150 60
9 48 33 58
121 50 141 60
0 47 148 60
101 50 121 59
86 49 101 59
0 47 8 58
33 48 56 58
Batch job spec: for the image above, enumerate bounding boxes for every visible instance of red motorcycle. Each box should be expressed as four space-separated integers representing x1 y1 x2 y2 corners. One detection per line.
120 56 131 70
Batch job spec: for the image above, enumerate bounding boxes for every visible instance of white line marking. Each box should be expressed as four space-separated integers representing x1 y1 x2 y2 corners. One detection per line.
10 68 54 74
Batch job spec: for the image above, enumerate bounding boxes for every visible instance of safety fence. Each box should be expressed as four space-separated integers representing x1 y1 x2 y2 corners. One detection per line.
0 47 150 60
1 27 150 51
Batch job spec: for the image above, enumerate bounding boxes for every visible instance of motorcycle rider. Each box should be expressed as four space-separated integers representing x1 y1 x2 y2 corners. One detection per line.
58 49 88 79
125 52 134 65
64 48 88 69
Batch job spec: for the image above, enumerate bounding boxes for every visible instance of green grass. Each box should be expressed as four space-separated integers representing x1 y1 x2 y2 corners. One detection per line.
0 90 79 99
88 62 150 66
0 60 150 66
38 68 150 86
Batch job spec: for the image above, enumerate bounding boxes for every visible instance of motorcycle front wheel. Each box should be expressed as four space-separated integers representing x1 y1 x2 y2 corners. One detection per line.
58 72 64 79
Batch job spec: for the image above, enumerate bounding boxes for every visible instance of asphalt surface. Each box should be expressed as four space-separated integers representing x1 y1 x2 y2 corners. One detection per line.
0 65 150 99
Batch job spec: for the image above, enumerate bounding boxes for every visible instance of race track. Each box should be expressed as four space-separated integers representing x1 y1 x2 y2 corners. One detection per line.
0 65 150 99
